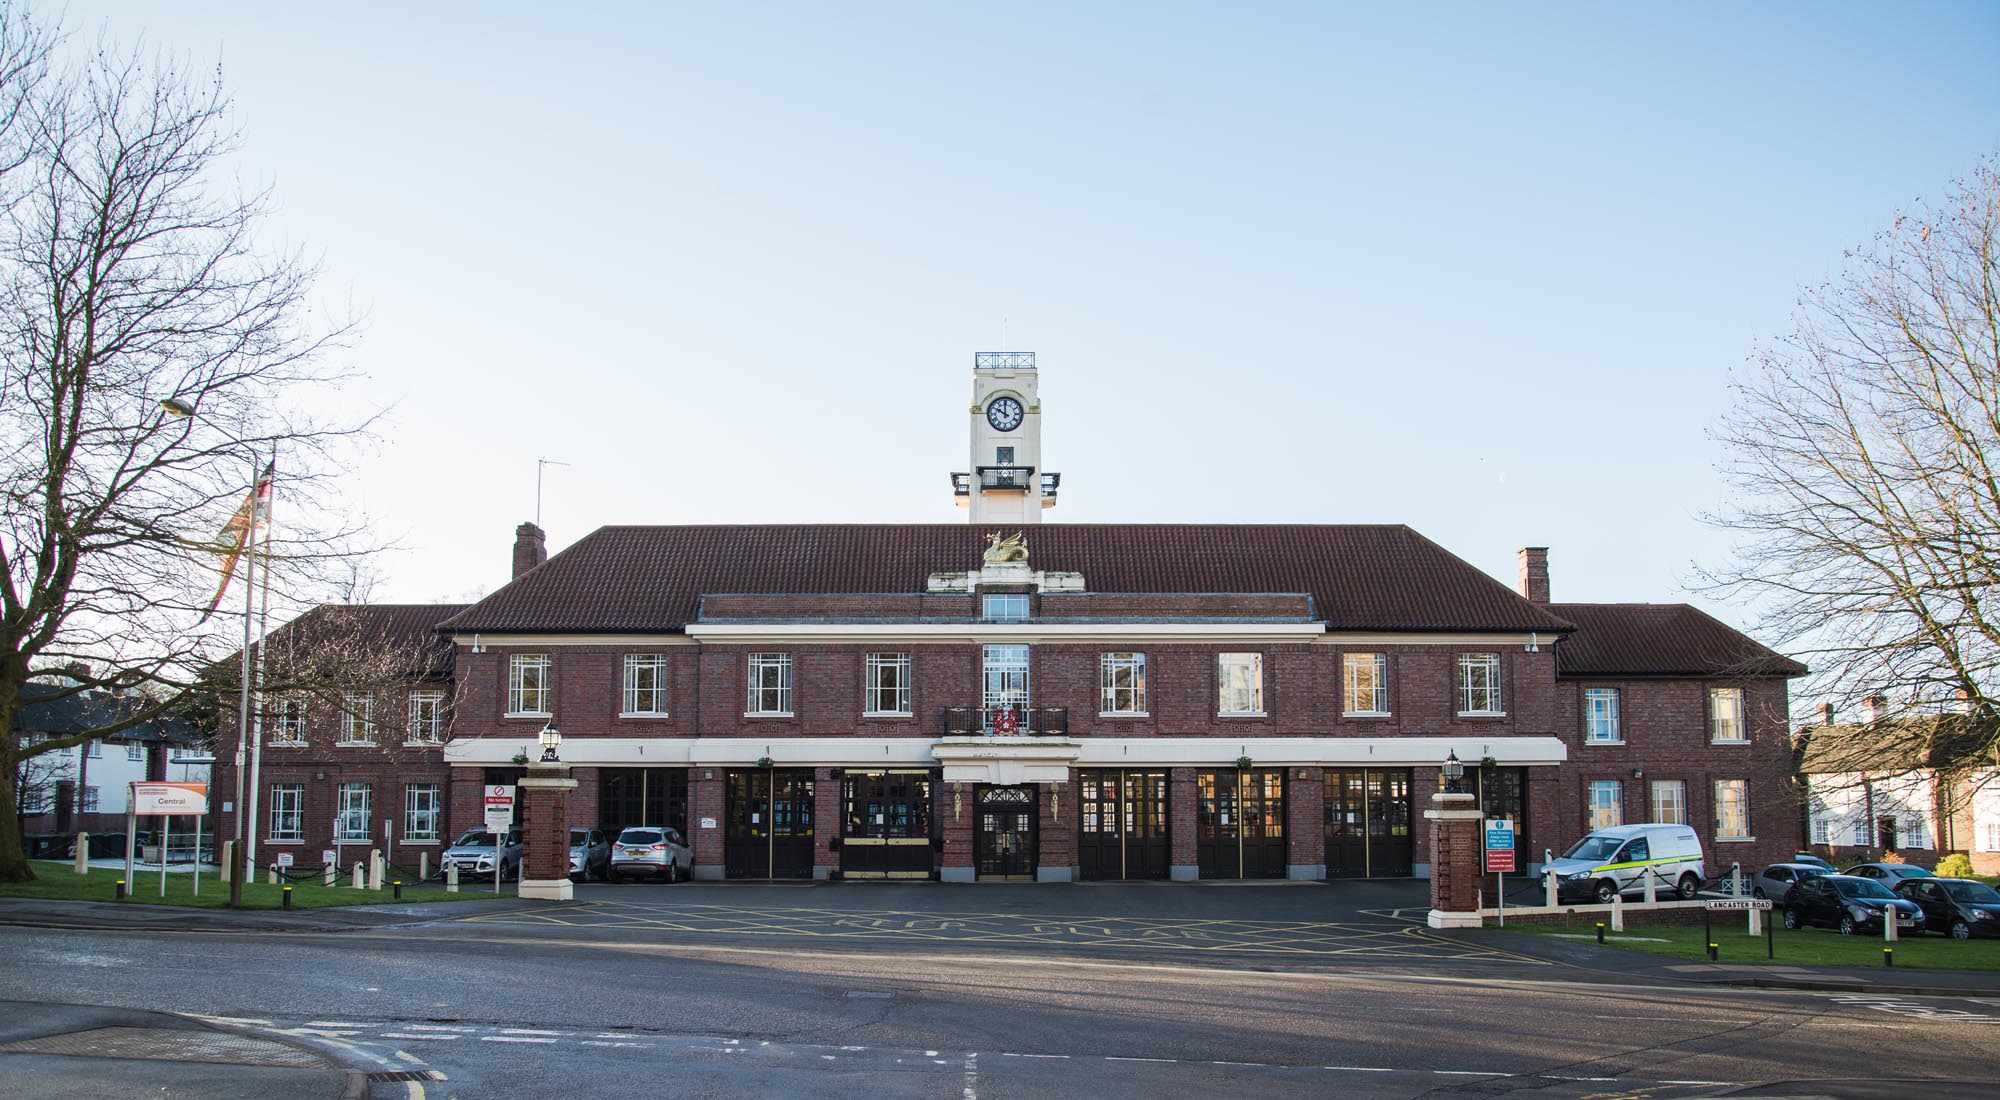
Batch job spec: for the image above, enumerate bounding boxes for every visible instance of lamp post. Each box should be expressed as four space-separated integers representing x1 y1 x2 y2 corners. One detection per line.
1442 749 1465 796
538 723 562 763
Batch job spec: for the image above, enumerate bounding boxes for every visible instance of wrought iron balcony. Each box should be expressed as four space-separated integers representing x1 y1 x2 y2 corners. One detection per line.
976 465 1035 491
941 706 1069 737
975 352 1035 371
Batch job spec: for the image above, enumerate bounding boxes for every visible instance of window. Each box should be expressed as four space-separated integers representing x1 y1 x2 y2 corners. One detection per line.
407 691 446 744
1217 652 1264 715
1813 817 1833 845
79 785 99 812
1714 779 1750 839
85 741 100 759
1709 687 1746 743
125 742 144 762
1650 780 1686 824
982 593 1031 622
270 784 304 841
995 446 1015 465
1342 653 1388 715
274 698 306 744
1853 820 1871 847
622 654 669 716
337 782 372 841
1100 652 1147 715
1584 688 1621 743
508 654 553 716
983 644 1030 726
404 784 441 841
339 692 375 745
747 653 792 715
1981 821 2000 852
864 652 912 716
1588 780 1622 829
1457 653 1503 715
1903 813 1929 849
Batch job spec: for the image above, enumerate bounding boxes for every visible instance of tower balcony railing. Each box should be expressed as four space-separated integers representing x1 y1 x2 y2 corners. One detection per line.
976 465 1035 491
974 352 1036 370
941 706 1069 737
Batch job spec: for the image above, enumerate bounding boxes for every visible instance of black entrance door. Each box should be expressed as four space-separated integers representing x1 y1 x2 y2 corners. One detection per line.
840 770 935 879
1078 770 1169 881
1323 768 1414 878
598 768 689 838
974 786 1037 880
724 769 816 879
1196 770 1287 879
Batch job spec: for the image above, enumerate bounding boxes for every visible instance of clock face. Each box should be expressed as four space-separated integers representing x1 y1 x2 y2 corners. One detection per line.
986 396 1024 432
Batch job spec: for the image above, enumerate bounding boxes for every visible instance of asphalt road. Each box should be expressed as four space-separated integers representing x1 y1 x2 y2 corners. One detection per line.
2 882 1998 1099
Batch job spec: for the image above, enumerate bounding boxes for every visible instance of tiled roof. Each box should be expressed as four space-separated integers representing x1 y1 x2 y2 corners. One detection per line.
1549 603 1804 678
13 683 201 744
442 525 1578 635
260 603 469 677
1796 715 1988 774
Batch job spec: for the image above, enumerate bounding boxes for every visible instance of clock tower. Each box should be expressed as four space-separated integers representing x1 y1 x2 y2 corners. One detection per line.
953 352 1059 524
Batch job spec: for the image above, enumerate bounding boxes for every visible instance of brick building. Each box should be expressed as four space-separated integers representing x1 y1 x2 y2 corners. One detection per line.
211 353 1804 883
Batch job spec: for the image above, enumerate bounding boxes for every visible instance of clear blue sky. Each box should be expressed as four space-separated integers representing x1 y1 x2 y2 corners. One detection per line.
66 3 2000 629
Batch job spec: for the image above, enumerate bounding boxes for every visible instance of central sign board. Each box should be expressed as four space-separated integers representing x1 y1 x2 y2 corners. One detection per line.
483 784 516 834
1484 818 1516 873
130 781 208 816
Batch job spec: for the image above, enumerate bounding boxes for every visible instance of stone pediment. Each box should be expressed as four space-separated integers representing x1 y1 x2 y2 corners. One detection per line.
931 736 1080 785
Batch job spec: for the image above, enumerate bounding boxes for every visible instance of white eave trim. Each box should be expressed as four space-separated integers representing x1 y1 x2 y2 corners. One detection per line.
684 622 1325 643
450 633 698 648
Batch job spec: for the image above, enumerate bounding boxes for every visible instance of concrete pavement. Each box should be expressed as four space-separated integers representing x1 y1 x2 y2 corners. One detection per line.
0 1001 365 1100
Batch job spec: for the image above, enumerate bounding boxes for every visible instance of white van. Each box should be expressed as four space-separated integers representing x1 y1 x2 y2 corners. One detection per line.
1549 823 1706 903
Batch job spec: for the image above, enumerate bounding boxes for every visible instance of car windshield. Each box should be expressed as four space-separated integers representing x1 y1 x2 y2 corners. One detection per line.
1835 878 1896 899
1945 881 2000 903
1894 866 1933 877
453 831 497 847
619 830 664 845
570 830 591 844
1563 836 1622 861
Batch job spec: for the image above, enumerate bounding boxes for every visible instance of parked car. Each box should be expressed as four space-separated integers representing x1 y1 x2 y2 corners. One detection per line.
1745 862 1830 904
569 828 611 881
608 826 693 883
1841 862 1934 884
1892 877 2000 939
442 828 522 882
1782 874 1925 935
1550 823 1706 902
1790 853 1839 876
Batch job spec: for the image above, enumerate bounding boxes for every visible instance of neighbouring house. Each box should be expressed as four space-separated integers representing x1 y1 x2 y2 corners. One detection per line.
1796 697 2000 872
14 681 210 839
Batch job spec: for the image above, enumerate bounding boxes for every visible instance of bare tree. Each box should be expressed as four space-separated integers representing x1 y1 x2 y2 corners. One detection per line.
0 5 385 881
1708 155 2000 775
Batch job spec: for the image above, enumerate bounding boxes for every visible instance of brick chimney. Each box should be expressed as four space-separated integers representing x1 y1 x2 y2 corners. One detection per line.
1862 695 1887 723
512 522 547 579
1516 547 1550 604
1817 702 1835 727
1955 688 1974 714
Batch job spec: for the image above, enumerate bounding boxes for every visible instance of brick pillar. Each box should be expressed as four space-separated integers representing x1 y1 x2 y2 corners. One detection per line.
690 770 724 879
518 762 577 901
1287 768 1325 880
1168 768 1199 881
1425 790 1483 928
941 780 974 883
1037 777 1077 882
815 767 840 880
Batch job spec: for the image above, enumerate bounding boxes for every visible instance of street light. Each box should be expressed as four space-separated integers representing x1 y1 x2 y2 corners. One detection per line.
158 397 195 419
538 722 562 762
1442 749 1464 795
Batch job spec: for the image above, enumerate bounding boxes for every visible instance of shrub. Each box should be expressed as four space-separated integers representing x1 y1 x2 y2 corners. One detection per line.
1936 853 1975 878
1879 850 1906 864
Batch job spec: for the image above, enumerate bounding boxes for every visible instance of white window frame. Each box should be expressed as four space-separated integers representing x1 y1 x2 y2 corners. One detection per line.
1457 653 1503 716
621 653 670 717
85 741 100 759
1714 779 1750 840
1982 821 2000 853
508 654 553 717
1709 687 1746 743
407 690 446 745
404 783 442 842
80 785 99 812
1584 687 1622 744
862 652 912 716
338 692 375 745
746 652 793 716
982 593 1031 622
1903 813 1930 850
1342 653 1388 716
982 644 1031 727
1217 652 1264 716
274 698 306 745
1814 817 1833 845
1100 652 1148 716
336 782 372 841
270 784 304 842
1588 779 1622 830
125 742 144 762
1649 779 1686 824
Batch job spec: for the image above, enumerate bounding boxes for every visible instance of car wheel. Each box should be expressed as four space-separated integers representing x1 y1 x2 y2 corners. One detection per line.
1953 920 1972 940
1593 879 1618 904
1783 907 1801 930
669 859 682 884
1752 887 1766 900
1676 874 1699 900
1839 915 1856 936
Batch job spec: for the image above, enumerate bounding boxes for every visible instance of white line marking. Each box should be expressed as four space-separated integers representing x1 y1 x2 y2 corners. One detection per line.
383 1033 451 1041
1108 1057 1176 1064
583 1041 645 1048
1661 1082 1735 1087
1593 1014 1674 1021
1435 1070 1506 1076
405 1025 475 1033
1324 1066 1393 1072
1001 1052 1068 1059
1545 1076 1619 1082
1211 1060 1268 1067
304 1021 370 1028
963 1051 978 1100
500 1028 563 1036
479 1035 558 1044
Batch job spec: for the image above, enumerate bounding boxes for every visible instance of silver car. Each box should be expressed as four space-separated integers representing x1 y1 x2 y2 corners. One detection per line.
1745 862 1830 904
569 828 611 881
442 828 522 882
608 826 693 883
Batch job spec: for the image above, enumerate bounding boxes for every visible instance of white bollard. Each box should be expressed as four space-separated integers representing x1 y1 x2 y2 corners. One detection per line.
370 849 385 891
73 833 89 875
352 862 365 889
1885 912 1899 942
1642 871 1656 905
1544 867 1558 908
1731 862 1744 898
420 852 429 881
1610 893 1625 932
322 861 336 887
220 841 234 883
267 865 278 885
446 863 460 893
1748 907 1763 937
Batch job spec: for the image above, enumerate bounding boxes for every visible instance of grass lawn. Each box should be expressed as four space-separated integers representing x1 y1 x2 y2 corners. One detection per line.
0 860 507 910
1504 919 2000 970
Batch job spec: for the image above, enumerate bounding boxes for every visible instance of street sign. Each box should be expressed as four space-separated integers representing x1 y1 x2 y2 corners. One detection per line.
1706 898 1772 911
321 849 336 866
483 784 516 834
276 852 295 868
130 781 208 816
1484 818 1516 873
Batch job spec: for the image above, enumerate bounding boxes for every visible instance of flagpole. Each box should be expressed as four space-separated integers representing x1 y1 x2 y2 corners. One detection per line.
228 456 258 908
244 448 275 879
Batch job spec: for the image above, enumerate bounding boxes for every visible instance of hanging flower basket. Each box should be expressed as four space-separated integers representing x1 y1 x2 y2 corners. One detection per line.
755 756 774 769
1234 755 1254 770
